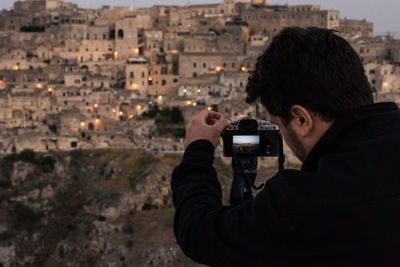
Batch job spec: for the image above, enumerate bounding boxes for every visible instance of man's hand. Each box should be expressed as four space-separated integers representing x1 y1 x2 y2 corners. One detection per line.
184 110 231 148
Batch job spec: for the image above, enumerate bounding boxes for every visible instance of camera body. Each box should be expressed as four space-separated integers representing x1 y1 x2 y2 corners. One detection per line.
221 117 281 157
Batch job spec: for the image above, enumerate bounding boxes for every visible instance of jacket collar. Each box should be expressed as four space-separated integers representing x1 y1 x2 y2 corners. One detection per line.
301 102 400 172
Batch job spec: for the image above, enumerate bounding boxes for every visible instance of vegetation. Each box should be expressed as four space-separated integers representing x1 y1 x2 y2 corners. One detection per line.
12 202 43 231
3 149 56 174
0 231 12 241
139 104 186 137
0 179 11 188
129 153 155 190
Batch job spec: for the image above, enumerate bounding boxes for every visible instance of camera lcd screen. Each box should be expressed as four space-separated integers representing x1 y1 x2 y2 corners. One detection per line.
232 135 260 154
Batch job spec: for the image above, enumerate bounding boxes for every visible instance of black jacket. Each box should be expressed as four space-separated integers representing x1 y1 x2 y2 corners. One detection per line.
171 102 400 267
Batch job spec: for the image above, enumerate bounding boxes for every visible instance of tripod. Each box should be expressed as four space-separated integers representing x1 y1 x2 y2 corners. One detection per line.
229 143 285 205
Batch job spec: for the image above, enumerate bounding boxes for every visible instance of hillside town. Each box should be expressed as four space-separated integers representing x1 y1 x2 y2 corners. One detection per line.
0 0 399 153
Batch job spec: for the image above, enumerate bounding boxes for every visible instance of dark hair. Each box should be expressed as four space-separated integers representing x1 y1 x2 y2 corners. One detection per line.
246 27 373 122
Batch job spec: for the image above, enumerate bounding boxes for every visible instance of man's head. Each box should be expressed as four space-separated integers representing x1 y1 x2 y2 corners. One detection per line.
246 27 374 161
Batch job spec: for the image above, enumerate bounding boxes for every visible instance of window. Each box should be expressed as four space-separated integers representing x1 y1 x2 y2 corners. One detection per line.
162 80 166 86
193 62 197 68
141 72 145 78
130 72 134 78
203 63 206 68
369 69 375 74
232 63 235 68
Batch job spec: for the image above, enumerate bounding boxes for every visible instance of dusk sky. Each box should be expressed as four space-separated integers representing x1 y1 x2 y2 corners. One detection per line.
233 135 260 144
0 0 398 35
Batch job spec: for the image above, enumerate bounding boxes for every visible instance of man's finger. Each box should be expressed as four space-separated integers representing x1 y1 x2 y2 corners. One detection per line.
206 118 218 125
197 110 222 122
213 118 231 133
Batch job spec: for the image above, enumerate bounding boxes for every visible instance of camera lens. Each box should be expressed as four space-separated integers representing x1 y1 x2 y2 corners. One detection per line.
238 119 258 132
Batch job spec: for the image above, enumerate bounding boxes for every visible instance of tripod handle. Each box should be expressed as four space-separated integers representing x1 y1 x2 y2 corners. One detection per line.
230 172 245 205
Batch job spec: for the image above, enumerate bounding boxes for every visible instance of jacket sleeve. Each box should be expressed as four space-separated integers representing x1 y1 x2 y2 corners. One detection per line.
171 140 290 266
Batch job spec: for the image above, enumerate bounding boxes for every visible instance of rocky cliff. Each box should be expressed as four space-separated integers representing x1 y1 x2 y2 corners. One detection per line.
0 149 240 267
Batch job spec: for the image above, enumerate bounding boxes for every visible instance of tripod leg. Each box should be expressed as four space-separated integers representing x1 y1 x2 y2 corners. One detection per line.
230 173 245 205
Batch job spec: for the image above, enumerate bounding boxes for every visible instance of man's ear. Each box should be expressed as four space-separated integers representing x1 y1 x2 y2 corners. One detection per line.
289 105 313 137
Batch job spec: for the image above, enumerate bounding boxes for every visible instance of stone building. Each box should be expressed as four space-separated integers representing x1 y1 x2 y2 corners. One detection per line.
125 57 149 93
246 35 269 57
125 54 179 96
239 4 340 36
179 52 248 78
340 18 373 38
0 85 51 129
351 38 387 64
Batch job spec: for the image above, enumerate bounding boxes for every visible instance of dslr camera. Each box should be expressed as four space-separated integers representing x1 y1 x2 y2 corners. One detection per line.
221 117 281 157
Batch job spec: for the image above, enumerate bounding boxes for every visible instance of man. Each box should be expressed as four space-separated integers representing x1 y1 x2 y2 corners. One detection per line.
171 27 400 266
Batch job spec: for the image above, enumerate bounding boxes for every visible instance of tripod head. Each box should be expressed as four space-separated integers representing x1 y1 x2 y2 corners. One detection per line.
229 136 285 205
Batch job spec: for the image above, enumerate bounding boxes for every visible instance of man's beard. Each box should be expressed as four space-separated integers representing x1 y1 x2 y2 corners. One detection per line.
285 125 307 162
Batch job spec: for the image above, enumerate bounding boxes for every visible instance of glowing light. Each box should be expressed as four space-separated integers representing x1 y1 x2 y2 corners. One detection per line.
36 83 43 89
95 119 100 124
170 50 179 54
158 95 162 100
129 115 134 119
12 66 19 71
112 109 116 113
383 82 388 87
197 89 201 93
136 105 142 110
148 77 153 81
114 51 119 57
131 83 138 89
80 122 86 127
186 100 192 105
94 104 99 108
183 89 187 93
149 101 153 105
193 103 197 107
134 48 139 54
215 66 222 72
48 88 53 93
208 107 212 111
119 111 124 115
241 66 247 72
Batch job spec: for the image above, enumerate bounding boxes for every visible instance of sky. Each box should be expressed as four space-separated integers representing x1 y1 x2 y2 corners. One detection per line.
0 0 398 35
233 135 260 144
